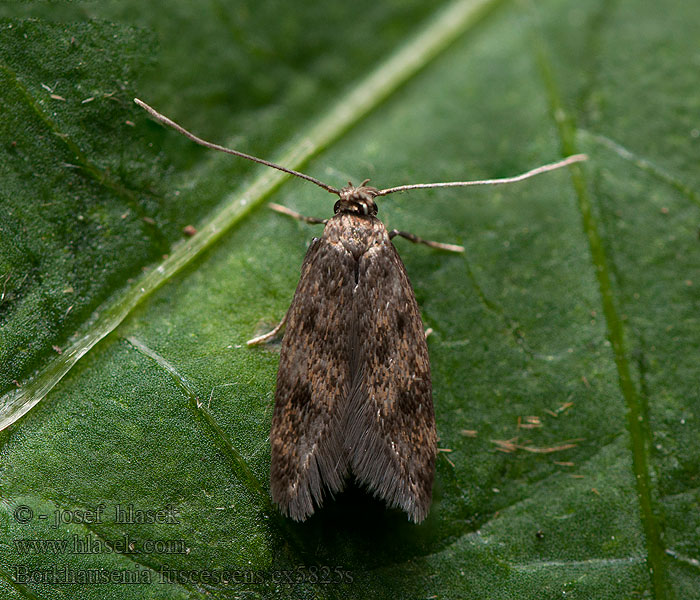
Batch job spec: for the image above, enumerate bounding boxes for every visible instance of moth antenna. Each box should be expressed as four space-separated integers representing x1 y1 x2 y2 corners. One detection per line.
375 154 588 197
134 98 340 195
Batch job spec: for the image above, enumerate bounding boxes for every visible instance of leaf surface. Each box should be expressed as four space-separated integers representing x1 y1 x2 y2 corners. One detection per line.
1 1 698 598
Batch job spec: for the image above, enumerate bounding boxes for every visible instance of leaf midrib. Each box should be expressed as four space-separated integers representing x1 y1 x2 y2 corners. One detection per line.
0 0 506 433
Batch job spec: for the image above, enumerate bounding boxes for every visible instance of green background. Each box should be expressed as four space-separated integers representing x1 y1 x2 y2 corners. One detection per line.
1 0 698 598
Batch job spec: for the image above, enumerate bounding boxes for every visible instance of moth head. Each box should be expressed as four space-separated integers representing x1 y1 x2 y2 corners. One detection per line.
335 180 379 216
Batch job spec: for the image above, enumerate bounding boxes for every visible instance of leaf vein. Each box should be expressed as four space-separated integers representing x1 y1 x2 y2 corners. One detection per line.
532 21 670 600
0 63 169 246
581 129 700 208
124 336 270 508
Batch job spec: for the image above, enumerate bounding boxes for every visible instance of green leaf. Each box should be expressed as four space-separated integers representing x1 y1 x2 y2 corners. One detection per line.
1 1 698 599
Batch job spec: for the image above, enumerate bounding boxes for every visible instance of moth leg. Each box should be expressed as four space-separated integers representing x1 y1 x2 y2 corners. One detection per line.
247 311 288 346
268 203 327 225
388 229 464 253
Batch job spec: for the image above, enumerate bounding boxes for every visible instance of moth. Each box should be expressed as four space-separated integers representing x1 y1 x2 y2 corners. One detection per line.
135 98 586 523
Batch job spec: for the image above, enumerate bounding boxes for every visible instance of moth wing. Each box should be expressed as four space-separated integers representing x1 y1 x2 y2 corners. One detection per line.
347 236 437 523
269 237 356 521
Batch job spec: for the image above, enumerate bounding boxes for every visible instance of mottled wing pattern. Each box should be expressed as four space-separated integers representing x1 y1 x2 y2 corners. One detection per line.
269 236 356 521
270 214 436 523
347 225 436 523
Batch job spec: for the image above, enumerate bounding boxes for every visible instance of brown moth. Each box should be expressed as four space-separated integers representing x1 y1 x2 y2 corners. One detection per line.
264 184 438 523
134 98 586 523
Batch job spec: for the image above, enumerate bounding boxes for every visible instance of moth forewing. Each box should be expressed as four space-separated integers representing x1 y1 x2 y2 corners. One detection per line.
270 210 436 523
347 219 435 523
